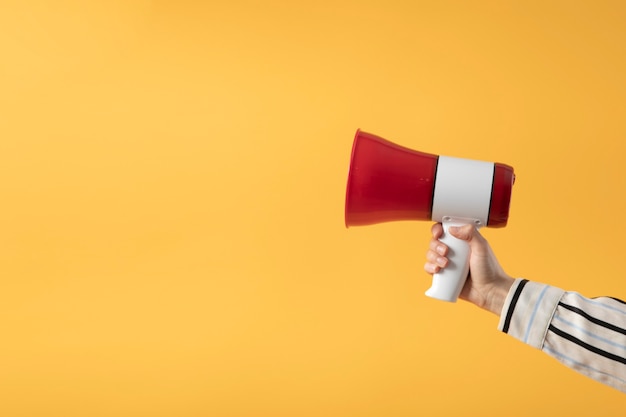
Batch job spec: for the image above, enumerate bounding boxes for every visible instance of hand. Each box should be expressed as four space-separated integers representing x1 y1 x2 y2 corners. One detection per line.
424 223 515 314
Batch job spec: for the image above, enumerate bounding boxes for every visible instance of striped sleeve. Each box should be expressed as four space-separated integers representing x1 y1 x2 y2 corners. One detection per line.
497 279 626 393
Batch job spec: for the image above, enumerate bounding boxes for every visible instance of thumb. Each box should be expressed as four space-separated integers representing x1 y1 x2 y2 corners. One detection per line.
448 224 479 242
448 224 489 255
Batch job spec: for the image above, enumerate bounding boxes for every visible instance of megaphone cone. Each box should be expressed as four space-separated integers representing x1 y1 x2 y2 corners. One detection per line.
345 130 438 227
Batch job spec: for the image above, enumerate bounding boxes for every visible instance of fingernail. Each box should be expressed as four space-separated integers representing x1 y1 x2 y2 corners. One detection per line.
436 257 447 267
449 226 459 234
436 245 446 255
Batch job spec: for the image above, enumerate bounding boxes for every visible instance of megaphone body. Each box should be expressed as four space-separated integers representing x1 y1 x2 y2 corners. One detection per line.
345 130 515 302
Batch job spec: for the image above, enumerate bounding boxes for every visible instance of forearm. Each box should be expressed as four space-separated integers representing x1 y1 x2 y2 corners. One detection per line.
498 279 626 393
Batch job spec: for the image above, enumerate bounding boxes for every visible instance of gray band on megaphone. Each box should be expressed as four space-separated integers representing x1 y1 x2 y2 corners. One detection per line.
431 156 495 227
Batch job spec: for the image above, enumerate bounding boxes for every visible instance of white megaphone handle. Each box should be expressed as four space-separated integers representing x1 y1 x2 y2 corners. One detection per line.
425 218 478 302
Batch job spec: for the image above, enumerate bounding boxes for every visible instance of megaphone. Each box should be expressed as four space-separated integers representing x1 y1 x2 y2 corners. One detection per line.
345 130 515 302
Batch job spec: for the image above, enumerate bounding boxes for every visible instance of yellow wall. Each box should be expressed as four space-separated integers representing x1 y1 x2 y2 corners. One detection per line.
1 1 625 415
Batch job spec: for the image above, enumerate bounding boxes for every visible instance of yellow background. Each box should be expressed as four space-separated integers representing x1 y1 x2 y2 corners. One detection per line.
1 1 625 415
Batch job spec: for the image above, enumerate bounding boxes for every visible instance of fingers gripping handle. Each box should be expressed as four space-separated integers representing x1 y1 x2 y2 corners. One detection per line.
425 220 475 302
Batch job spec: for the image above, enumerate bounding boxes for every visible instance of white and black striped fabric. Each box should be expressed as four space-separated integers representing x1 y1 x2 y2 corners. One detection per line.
497 279 626 393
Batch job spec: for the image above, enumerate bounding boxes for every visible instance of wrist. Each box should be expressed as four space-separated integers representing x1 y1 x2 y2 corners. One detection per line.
483 275 515 315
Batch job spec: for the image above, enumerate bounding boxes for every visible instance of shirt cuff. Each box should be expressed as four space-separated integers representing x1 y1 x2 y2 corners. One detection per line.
497 279 565 350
